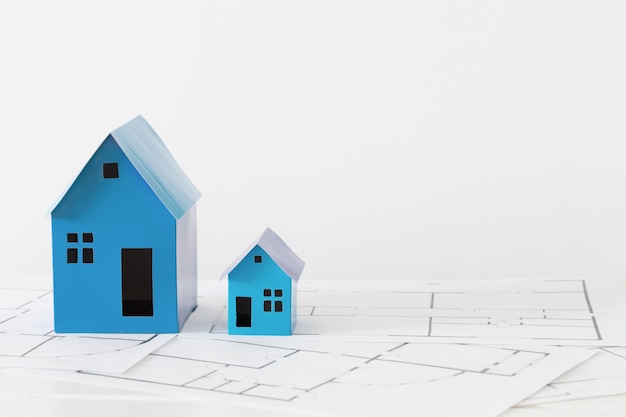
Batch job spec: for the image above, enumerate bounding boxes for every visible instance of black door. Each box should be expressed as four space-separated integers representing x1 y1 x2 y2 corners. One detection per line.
236 296 252 327
121 248 153 316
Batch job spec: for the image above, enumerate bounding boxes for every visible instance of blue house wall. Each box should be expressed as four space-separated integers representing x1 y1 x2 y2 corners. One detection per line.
227 246 295 335
52 136 181 333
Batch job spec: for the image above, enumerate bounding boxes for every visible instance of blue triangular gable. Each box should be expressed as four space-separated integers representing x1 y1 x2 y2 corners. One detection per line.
221 228 305 282
50 116 201 219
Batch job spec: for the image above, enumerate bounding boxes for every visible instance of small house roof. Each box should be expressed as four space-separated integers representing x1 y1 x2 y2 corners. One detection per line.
220 228 305 282
50 116 201 219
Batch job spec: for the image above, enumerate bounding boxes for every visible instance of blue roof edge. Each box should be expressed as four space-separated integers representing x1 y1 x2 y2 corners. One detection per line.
110 116 201 219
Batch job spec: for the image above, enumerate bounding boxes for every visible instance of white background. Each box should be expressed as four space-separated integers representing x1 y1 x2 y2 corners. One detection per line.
1 1 625 282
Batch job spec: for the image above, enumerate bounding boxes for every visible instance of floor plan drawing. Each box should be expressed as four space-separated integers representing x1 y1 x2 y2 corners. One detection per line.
520 346 626 405
205 279 621 345
3 275 626 417
0 274 173 372
18 337 593 417
118 339 553 401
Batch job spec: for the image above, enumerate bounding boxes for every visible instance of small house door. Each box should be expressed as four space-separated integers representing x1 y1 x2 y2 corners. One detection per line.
121 248 153 316
236 296 252 327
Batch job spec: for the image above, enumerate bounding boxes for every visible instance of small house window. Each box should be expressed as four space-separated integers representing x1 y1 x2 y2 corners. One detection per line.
67 248 78 263
66 232 94 264
103 162 119 178
83 248 94 263
263 288 284 313
254 255 262 263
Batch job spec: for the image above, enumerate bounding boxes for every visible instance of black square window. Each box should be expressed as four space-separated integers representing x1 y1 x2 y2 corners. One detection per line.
275 300 283 312
275 289 283 297
254 255 262 263
264 300 272 312
67 248 78 263
67 233 78 243
263 289 271 296
82 232 94 242
103 162 119 178
83 248 94 263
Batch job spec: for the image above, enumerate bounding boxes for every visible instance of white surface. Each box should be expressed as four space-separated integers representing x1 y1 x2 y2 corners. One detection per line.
0 274 173 373
5 275 626 416
15 344 591 417
1 2 626 283
2 369 626 417
521 347 626 405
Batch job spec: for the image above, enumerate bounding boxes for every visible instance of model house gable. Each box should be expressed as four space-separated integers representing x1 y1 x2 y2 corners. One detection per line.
51 116 200 219
221 228 305 282
52 136 164 220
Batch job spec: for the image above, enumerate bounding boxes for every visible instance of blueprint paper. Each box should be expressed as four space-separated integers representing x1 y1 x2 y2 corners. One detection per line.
10 340 594 417
205 279 625 346
0 332 174 373
0 274 173 373
521 346 626 405
2 274 626 415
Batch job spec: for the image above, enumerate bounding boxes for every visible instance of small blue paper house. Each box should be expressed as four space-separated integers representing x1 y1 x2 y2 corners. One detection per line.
221 228 305 335
50 116 201 333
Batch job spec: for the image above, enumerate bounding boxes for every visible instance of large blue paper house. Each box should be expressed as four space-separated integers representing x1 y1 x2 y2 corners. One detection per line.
50 116 201 333
221 228 305 335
